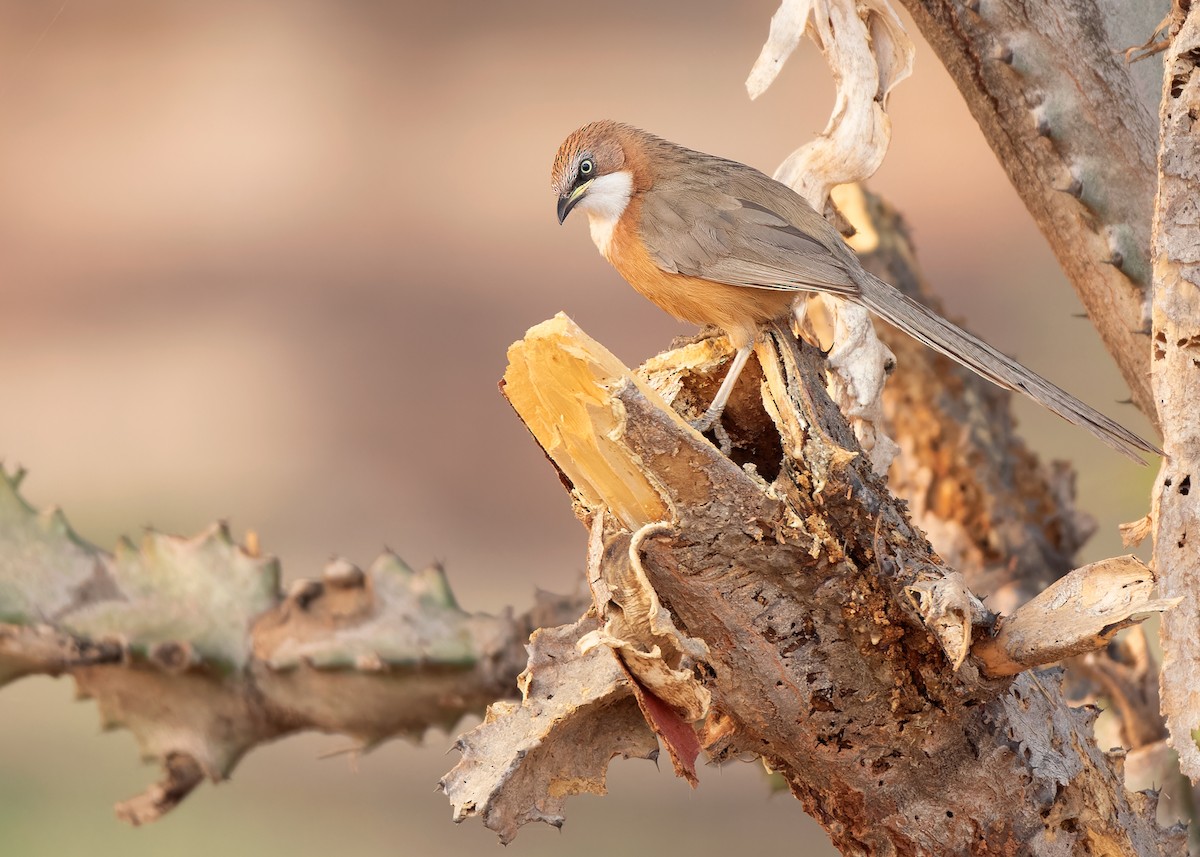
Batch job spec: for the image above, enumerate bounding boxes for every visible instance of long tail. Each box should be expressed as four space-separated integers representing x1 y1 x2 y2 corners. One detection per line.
855 273 1160 464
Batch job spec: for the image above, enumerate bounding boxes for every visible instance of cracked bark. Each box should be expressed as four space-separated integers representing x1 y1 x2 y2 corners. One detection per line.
842 193 1190 835
838 186 1095 614
1149 0 1200 785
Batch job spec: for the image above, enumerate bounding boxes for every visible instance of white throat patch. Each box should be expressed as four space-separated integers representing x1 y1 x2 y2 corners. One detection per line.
576 170 633 258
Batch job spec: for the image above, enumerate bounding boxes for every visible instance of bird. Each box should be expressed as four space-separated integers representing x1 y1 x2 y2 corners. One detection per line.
551 120 1159 464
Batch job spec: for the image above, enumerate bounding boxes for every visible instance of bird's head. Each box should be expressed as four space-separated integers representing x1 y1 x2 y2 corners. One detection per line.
551 120 637 225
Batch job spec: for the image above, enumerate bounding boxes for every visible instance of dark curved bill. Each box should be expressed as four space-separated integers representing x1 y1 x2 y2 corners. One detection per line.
557 193 577 225
556 181 592 224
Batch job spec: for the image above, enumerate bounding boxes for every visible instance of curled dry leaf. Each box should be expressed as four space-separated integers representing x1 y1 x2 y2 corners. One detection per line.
748 0 914 206
819 294 900 474
580 513 711 783
580 515 710 723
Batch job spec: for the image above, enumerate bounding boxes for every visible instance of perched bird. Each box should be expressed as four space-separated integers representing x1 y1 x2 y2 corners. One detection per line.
551 120 1158 464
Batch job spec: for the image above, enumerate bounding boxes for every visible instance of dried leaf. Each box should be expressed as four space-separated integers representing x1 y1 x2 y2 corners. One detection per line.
581 515 710 723
749 0 914 207
627 674 700 786
745 0 916 477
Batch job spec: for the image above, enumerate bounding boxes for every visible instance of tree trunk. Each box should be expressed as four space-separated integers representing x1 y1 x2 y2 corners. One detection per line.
897 0 1161 426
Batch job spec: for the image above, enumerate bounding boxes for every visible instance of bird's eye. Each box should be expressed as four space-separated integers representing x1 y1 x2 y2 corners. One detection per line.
579 158 594 177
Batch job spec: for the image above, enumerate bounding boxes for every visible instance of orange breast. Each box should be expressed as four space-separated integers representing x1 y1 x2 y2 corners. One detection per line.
605 197 794 350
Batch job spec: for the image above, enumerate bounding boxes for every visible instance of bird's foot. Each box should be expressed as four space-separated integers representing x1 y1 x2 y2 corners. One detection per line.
711 421 732 456
690 414 732 456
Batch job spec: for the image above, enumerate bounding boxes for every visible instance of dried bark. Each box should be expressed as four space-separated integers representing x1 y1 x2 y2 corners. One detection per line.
837 186 1097 613
1148 0 1200 784
972 555 1178 676
466 314 1181 854
836 188 1195 835
440 615 660 844
897 0 1161 426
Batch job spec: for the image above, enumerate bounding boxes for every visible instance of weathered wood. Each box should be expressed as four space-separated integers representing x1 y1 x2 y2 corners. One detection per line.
490 314 1181 854
837 185 1097 613
972 556 1178 676
1149 1 1200 784
898 0 1161 426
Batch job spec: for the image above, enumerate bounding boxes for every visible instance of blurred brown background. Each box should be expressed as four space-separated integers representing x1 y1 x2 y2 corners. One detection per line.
0 1 1156 855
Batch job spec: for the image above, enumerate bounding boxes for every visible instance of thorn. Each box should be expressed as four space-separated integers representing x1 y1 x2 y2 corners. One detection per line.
1101 250 1124 269
323 557 364 588
1142 787 1162 813
316 744 363 761
1116 398 1134 405
962 0 979 10
288 578 323 609
1055 177 1083 198
1070 312 1089 319
1033 111 1051 137
993 44 1014 64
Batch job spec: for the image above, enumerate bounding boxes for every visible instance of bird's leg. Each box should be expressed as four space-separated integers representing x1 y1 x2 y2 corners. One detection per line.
690 344 753 434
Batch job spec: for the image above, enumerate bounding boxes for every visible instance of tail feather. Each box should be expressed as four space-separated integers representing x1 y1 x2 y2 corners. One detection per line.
855 273 1160 464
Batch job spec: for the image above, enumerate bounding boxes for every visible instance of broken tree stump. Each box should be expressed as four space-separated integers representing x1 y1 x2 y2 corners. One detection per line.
442 314 1180 854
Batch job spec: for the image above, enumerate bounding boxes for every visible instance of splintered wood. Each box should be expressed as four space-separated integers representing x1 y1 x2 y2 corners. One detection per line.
501 315 676 529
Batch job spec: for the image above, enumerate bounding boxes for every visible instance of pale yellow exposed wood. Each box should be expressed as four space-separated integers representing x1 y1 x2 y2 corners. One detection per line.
502 313 688 530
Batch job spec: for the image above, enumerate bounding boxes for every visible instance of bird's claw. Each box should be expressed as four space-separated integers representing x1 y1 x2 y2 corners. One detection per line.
690 415 733 456
712 422 733 456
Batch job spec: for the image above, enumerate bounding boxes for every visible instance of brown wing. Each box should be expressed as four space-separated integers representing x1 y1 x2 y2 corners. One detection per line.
638 161 859 296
